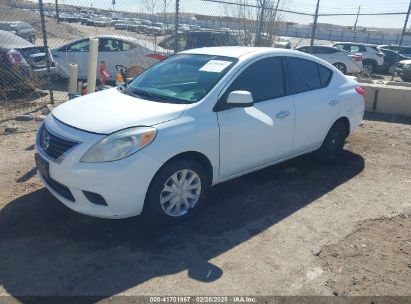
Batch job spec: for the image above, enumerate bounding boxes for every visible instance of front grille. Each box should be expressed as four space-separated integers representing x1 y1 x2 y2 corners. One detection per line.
43 174 75 202
39 126 79 160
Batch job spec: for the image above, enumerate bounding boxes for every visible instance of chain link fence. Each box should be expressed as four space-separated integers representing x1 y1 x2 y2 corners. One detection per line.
1 0 411 121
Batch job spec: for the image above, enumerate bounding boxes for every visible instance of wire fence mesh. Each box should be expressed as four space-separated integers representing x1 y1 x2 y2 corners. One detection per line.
1 0 411 122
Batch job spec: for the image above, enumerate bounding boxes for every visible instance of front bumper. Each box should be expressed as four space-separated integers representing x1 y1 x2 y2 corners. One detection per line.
35 115 164 219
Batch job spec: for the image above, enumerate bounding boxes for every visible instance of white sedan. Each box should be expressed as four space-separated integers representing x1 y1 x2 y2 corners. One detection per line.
35 47 364 223
297 45 363 74
51 35 171 80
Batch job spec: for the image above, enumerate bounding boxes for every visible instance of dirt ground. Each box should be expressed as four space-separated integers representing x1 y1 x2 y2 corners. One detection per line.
0 110 410 299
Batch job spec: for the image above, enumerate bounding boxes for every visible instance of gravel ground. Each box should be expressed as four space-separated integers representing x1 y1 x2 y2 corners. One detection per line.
0 111 410 298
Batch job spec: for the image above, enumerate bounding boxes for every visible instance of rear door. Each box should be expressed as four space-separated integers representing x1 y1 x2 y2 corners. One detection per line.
98 38 134 79
287 57 339 153
217 56 295 178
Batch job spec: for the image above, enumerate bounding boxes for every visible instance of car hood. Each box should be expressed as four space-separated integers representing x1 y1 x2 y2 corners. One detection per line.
52 88 187 134
399 59 411 65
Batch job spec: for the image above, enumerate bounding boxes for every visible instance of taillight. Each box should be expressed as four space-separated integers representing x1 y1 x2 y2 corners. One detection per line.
353 55 362 62
6 49 27 65
146 53 167 61
355 86 366 97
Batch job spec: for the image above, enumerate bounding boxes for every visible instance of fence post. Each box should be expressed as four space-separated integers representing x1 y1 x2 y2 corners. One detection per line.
38 0 54 104
392 0 411 80
310 0 320 46
55 0 60 24
174 0 180 53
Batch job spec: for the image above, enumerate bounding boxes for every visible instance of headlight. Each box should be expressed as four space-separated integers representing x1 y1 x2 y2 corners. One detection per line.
80 126 157 163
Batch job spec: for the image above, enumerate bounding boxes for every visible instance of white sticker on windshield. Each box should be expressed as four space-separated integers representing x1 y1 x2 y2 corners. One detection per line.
199 60 232 73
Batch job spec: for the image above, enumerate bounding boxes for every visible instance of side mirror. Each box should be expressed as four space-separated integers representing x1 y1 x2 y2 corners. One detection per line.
226 90 254 108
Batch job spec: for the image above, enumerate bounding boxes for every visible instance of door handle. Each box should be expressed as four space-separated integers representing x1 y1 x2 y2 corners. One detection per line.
329 100 339 106
275 111 290 119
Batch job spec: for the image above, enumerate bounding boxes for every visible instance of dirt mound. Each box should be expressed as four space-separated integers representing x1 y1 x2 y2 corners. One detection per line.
0 3 84 41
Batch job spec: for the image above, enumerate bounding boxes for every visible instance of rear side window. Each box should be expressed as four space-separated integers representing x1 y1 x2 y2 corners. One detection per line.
318 65 332 87
223 57 285 103
288 57 321 94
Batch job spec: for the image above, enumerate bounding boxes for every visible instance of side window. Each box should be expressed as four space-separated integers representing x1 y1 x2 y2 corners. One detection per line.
99 39 128 52
321 47 338 54
318 64 332 87
66 39 89 52
223 57 285 103
288 57 321 94
349 45 360 52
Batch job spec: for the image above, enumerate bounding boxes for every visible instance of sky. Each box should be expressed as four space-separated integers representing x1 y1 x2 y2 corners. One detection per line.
36 0 411 29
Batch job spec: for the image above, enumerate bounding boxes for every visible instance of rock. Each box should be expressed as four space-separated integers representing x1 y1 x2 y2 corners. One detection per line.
41 106 52 115
311 246 322 256
361 244 368 248
4 126 17 133
15 114 34 121
34 114 47 121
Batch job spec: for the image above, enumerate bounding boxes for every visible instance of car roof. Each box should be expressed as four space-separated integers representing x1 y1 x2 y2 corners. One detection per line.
181 46 308 59
0 30 33 49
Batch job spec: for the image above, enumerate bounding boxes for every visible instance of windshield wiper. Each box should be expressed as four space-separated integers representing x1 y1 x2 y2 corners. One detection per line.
129 88 171 103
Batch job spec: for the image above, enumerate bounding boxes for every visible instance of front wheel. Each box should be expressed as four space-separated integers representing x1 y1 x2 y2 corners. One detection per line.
315 121 348 162
143 159 209 224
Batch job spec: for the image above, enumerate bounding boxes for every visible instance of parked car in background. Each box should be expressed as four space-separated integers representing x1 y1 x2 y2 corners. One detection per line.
297 45 362 74
35 47 364 223
0 21 35 43
333 42 384 74
395 59 411 82
376 47 409 74
0 30 55 91
273 36 292 49
379 44 411 58
51 35 171 80
158 30 240 52
59 13 78 23
96 17 112 27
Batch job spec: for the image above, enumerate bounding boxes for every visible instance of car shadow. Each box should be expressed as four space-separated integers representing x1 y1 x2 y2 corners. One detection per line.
0 151 364 300
364 111 411 125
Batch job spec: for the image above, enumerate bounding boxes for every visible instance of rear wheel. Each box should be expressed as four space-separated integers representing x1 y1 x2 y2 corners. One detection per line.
315 121 348 162
363 61 376 75
143 159 209 224
333 62 347 74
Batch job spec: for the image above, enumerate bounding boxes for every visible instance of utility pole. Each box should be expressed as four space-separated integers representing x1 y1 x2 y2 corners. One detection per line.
174 0 179 53
255 0 266 46
38 0 54 104
310 0 320 46
392 0 411 80
353 5 361 31
55 0 60 24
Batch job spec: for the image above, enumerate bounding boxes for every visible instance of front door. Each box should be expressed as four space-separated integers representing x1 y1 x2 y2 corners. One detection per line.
217 56 295 178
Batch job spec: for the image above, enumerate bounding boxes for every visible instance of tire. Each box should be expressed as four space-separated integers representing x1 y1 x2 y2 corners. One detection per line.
315 121 348 162
363 61 376 75
333 62 347 74
143 159 210 224
401 76 411 82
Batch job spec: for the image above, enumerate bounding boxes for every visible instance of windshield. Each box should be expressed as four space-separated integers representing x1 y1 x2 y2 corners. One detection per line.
127 54 237 104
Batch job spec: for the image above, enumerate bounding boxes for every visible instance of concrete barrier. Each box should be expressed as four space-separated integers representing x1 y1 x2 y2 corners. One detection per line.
360 83 411 117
